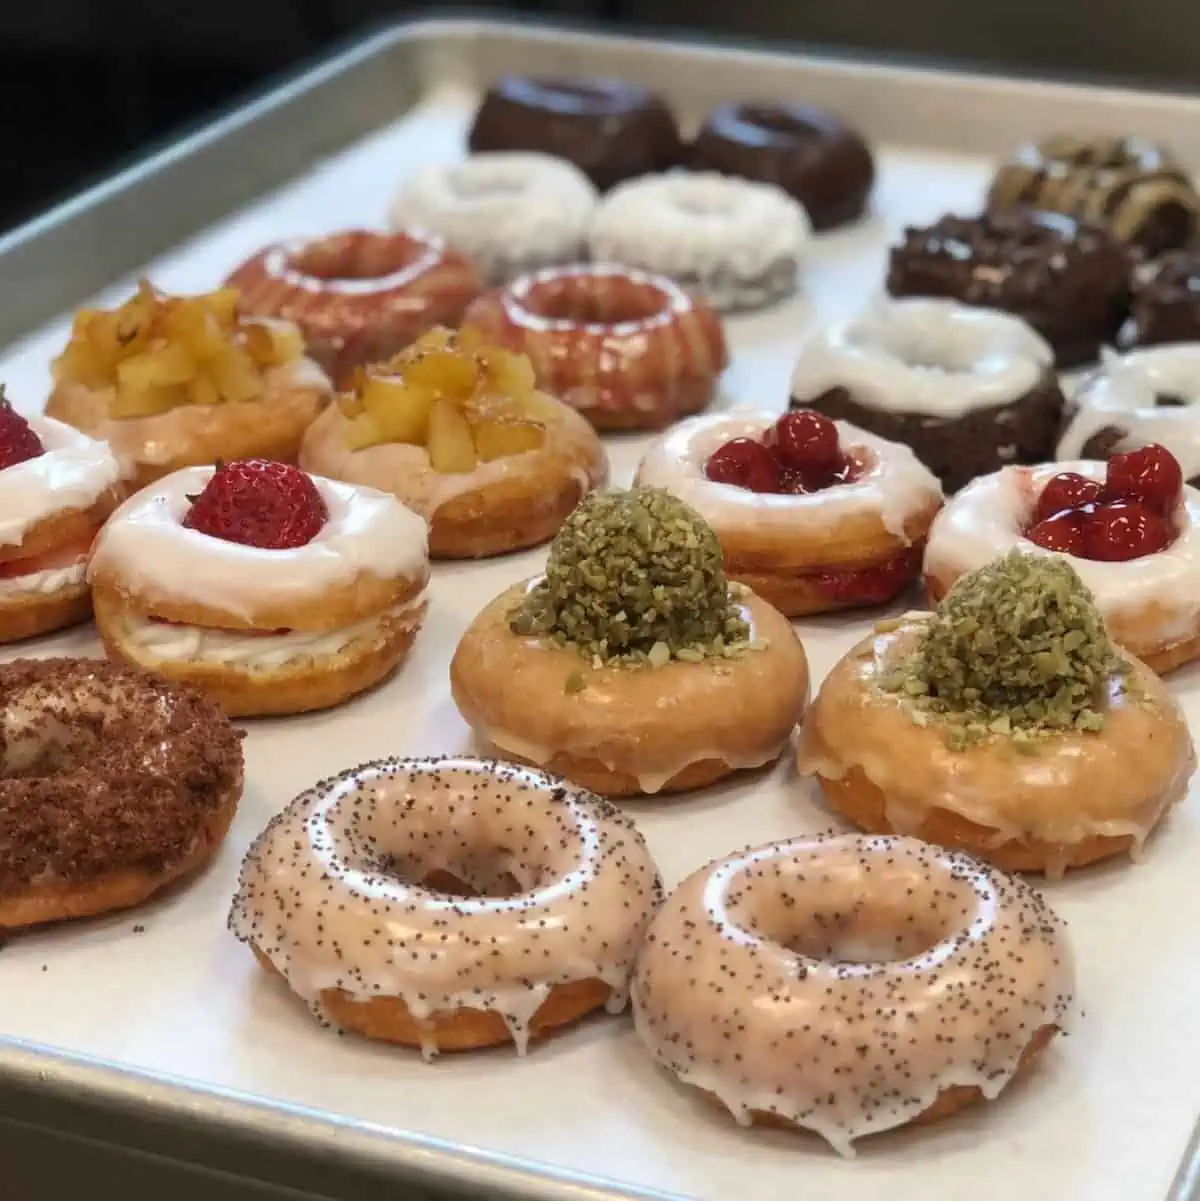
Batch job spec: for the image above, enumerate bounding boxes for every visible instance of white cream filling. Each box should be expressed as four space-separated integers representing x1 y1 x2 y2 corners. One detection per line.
0 560 87 599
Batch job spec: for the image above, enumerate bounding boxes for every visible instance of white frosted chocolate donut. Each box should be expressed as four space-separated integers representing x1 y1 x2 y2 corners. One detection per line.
790 298 1061 493
0 416 123 643
389 153 598 284
1059 345 1200 480
634 412 943 616
229 756 663 1056
588 171 810 312
88 466 430 716
631 833 1074 1155
923 460 1200 672
797 618 1195 875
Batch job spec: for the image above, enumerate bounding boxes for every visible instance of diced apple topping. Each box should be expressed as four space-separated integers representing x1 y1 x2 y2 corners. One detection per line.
52 280 305 418
338 326 548 472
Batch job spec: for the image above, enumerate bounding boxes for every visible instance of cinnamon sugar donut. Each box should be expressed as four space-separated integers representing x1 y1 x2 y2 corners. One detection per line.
226 230 481 386
631 834 1074 1155
461 265 727 432
0 658 244 928
229 757 663 1055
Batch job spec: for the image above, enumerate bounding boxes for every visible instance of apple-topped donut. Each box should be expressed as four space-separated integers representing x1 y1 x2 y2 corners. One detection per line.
88 457 431 718
46 281 329 487
635 410 943 618
1025 444 1181 561
925 444 1200 673
299 326 608 560
450 487 810 797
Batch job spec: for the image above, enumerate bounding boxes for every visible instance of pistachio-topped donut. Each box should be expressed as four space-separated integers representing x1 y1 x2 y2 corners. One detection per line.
451 488 810 797
797 552 1195 876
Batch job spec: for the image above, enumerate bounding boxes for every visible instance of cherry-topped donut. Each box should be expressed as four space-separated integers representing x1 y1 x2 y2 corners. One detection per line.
636 410 943 618
1026 444 1181 562
924 446 1200 673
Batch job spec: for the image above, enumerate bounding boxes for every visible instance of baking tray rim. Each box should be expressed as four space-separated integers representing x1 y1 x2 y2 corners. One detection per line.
0 11 1197 1201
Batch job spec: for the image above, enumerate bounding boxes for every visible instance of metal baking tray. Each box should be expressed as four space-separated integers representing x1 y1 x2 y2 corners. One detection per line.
1 15 1199 1201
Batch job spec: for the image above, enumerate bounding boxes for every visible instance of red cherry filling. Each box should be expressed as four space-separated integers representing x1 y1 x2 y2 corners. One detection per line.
0 388 45 472
705 411 859 497
1025 443 1183 562
810 545 923 605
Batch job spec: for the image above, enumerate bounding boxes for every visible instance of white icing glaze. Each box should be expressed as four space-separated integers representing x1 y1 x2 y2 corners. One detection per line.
88 466 428 617
790 297 1054 418
1059 344 1200 479
389 153 598 283
0 561 87 599
228 757 663 1056
588 171 810 312
109 593 425 670
634 412 942 541
924 460 1200 644
631 833 1074 1155
0 417 121 547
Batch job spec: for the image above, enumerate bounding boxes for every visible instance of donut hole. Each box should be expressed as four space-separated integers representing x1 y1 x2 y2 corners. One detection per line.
288 235 426 283
1155 391 1189 407
782 904 951 965
532 78 627 114
418 867 525 900
524 278 667 327
740 105 820 144
2 712 106 779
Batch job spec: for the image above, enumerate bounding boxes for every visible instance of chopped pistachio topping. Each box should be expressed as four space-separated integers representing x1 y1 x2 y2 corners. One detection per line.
510 487 754 666
878 550 1124 747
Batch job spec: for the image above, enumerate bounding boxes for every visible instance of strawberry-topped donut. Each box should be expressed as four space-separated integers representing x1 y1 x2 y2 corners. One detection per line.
924 443 1200 672
88 459 430 717
460 264 727 432
0 390 123 643
635 409 943 617
226 229 482 386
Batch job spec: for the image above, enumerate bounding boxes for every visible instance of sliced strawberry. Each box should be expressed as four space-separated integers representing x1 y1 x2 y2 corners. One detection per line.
0 532 93 579
183 459 328 550
0 388 45 471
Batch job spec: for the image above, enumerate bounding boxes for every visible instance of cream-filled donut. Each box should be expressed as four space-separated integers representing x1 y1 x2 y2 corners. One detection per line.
631 833 1074 1155
88 461 429 716
634 409 942 616
0 407 123 643
790 297 1064 492
588 171 810 312
1059 345 1200 481
229 756 663 1056
389 153 598 284
924 459 1200 672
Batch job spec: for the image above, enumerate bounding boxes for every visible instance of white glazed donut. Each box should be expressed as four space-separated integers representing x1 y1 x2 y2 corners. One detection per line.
389 152 598 283
0 416 122 550
229 756 664 1057
1059 345 1200 480
923 459 1200 670
630 833 1073 1155
588 171 811 312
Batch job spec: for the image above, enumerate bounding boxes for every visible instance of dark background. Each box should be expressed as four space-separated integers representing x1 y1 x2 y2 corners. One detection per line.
4 0 1200 238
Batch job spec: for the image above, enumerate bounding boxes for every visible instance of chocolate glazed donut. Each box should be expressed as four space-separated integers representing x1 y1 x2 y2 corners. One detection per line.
468 77 682 191
688 103 874 231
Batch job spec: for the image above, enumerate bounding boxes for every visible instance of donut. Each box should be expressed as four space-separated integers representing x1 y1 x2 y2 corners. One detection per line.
0 658 244 928
228 756 663 1055
461 265 727 432
923 448 1200 674
587 172 810 313
450 489 809 798
631 833 1074 1153
0 399 123 643
88 459 429 718
300 327 607 559
1121 248 1200 348
688 102 875 231
1059 345 1200 483
886 210 1133 368
388 153 597 284
634 410 942 617
986 135 1200 257
467 76 682 191
799 554 1195 875
47 282 331 489
225 229 481 387
789 297 1064 493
